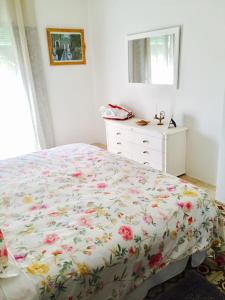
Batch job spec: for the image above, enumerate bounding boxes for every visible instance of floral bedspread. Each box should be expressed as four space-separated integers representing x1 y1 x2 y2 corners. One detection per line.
0 144 218 300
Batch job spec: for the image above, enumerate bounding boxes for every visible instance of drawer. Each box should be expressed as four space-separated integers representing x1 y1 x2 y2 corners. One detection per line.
108 146 133 160
138 149 163 163
127 143 163 161
107 138 131 151
150 160 163 171
108 142 163 171
130 132 163 152
106 124 131 141
135 155 163 171
106 124 164 152
133 149 163 169
107 138 163 163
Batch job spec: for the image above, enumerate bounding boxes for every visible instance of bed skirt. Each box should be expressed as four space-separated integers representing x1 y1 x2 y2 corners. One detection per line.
0 251 206 300
126 251 206 300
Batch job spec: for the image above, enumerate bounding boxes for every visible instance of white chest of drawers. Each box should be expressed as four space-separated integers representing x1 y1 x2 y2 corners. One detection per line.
105 118 187 176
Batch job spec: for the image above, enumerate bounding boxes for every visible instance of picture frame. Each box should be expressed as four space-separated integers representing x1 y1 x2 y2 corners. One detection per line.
46 28 86 65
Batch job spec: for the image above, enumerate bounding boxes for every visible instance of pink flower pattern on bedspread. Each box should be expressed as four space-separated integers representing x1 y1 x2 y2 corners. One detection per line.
0 144 218 299
0 229 8 272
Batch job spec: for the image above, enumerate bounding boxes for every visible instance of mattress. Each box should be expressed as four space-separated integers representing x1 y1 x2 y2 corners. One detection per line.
0 144 218 299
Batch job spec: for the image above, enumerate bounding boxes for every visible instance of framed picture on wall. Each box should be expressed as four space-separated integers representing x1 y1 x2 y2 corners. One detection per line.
46 28 86 65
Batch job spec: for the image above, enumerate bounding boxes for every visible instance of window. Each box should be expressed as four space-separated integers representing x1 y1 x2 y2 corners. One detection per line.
0 22 37 159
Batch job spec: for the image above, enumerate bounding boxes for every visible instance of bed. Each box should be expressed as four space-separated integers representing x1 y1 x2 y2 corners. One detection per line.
0 143 218 300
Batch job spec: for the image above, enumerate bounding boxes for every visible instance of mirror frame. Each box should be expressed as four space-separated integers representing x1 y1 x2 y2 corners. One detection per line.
127 26 180 88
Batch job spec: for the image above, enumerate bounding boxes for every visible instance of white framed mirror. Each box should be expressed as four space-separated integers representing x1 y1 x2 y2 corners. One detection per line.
127 26 180 87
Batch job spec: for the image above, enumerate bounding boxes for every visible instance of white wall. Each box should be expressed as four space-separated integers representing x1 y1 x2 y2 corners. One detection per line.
25 0 95 146
88 0 225 185
216 96 225 202
22 0 225 186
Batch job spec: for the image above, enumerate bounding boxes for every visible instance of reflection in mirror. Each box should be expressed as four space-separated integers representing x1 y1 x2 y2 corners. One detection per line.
128 27 180 86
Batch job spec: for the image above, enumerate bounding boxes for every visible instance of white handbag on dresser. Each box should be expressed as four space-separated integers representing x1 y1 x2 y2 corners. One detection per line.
100 104 134 120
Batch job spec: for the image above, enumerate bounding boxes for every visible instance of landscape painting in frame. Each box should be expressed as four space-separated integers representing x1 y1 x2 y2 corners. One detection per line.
47 28 86 65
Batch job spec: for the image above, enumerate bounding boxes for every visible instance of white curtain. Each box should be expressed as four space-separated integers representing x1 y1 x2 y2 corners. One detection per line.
0 0 54 159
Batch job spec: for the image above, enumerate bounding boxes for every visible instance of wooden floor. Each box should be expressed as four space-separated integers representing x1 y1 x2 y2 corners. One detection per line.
92 143 106 149
180 175 215 200
92 143 216 199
